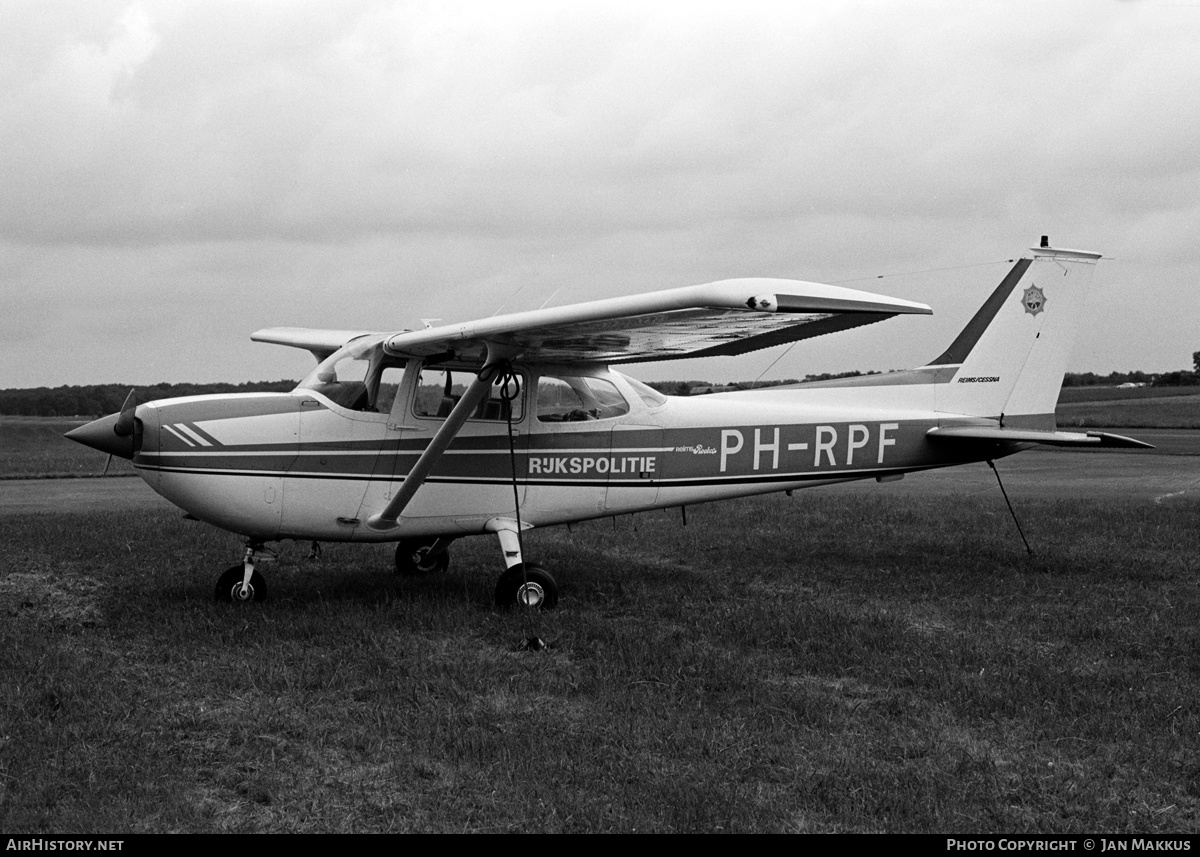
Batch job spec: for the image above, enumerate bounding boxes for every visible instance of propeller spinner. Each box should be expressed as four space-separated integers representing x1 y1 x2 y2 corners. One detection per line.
65 389 138 460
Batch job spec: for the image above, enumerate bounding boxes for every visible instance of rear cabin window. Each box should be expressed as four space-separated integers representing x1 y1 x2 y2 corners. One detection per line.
536 375 630 422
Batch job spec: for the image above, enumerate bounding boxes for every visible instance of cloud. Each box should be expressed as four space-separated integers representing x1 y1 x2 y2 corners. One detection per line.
3 1 1199 386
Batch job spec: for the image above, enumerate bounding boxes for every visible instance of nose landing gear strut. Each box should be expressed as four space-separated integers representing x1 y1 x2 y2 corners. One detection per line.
214 542 274 603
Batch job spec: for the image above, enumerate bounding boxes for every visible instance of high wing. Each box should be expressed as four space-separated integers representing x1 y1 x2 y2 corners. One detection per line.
250 327 377 361
381 278 931 365
362 278 928 531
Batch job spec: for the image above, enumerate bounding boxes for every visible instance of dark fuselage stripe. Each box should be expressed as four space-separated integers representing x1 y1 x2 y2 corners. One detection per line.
139 463 930 487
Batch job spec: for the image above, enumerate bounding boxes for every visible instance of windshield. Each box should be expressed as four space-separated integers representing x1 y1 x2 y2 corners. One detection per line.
296 335 405 413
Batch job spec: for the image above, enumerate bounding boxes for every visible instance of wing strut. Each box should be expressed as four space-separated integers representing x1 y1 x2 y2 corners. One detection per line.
366 343 519 531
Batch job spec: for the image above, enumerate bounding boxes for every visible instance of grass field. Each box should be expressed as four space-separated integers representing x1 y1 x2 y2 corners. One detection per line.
0 419 133 479
1056 391 1200 430
1057 387 1200 405
2 492 1199 833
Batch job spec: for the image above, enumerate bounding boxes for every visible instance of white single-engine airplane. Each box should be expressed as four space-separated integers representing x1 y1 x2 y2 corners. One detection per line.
68 237 1149 608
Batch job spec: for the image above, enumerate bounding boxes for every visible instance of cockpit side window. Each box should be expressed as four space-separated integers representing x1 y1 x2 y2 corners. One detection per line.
374 363 408 415
412 365 525 422
297 337 406 414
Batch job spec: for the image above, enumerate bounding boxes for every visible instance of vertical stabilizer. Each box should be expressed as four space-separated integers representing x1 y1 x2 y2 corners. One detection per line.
930 239 1102 428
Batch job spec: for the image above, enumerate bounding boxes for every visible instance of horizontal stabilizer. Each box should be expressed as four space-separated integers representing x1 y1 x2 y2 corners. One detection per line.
927 426 1153 449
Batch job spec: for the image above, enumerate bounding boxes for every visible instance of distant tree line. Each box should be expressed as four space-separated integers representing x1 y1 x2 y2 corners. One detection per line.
1061 367 1199 387
1061 370 1155 387
0 381 296 417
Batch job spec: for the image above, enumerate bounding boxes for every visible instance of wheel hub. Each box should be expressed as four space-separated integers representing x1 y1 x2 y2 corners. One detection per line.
515 581 544 608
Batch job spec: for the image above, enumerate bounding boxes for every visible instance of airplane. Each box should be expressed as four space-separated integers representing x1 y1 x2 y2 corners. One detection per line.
66 237 1151 608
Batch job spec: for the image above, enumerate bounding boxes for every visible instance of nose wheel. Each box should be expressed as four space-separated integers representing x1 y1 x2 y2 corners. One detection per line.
214 543 272 603
215 564 267 603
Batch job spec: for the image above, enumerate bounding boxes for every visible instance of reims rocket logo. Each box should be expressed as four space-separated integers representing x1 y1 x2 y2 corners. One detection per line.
1022 284 1046 316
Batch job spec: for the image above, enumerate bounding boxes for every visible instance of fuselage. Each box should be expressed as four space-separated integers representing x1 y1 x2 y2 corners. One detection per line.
117 365 1008 543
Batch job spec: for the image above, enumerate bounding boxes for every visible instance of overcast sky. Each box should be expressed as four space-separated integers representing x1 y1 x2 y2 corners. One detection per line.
3 0 1197 389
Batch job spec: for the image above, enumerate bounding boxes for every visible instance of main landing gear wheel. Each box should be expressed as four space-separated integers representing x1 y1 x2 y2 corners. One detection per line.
495 562 558 610
394 539 451 576
215 564 267 604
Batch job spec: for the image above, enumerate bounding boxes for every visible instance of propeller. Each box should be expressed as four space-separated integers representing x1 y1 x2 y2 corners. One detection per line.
113 389 138 437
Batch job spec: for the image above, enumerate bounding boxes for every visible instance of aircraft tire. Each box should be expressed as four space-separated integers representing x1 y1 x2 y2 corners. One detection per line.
394 539 451 576
495 562 558 610
214 564 267 604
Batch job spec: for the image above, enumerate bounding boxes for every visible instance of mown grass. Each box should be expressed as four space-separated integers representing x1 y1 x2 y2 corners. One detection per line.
1056 391 1200 429
1058 387 1200 405
2 492 1198 832
0 419 134 479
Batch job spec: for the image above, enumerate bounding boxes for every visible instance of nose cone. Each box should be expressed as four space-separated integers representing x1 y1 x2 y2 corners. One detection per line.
65 413 134 459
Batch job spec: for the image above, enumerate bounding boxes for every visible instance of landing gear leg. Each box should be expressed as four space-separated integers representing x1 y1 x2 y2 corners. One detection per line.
487 519 558 610
214 542 271 603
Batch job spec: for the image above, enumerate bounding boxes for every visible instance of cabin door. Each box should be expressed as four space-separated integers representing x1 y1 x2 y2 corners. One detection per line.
371 362 528 524
604 424 662 513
